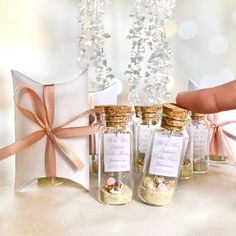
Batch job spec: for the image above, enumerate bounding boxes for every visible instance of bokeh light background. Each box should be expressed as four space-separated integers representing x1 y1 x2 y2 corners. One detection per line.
0 0 236 148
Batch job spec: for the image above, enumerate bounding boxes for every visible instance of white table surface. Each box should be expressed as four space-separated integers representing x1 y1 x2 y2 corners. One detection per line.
1 158 236 236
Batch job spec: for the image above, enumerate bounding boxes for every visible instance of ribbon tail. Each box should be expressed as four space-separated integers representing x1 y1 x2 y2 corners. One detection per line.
210 130 219 156
45 138 56 177
221 129 236 162
54 137 84 171
0 130 45 161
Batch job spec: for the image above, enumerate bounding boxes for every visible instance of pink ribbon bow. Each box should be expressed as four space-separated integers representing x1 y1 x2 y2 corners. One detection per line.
0 85 101 177
207 113 236 162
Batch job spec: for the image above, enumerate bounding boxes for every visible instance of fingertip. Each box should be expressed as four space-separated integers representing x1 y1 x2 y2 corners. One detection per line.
176 91 188 105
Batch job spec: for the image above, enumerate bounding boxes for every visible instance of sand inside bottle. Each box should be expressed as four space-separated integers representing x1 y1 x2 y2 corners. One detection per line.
99 184 132 205
193 159 208 173
138 185 174 206
135 153 145 173
180 159 192 179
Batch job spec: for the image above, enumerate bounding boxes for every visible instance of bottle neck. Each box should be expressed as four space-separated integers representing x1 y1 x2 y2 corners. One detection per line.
191 116 205 123
140 112 158 125
106 122 127 128
140 118 158 126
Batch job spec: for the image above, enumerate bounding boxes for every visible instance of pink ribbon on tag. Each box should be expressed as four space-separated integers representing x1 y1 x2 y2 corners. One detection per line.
207 113 236 162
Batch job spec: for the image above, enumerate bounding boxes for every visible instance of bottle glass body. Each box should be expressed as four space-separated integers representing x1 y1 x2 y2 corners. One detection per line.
192 119 209 173
91 115 105 175
138 127 188 206
98 124 133 205
180 122 193 179
135 119 159 174
133 112 141 169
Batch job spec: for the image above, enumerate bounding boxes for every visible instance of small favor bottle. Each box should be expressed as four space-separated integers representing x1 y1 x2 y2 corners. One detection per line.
192 113 209 173
180 115 193 179
207 114 227 163
91 106 106 175
133 106 142 166
98 105 133 205
37 177 64 186
138 104 188 206
134 106 162 174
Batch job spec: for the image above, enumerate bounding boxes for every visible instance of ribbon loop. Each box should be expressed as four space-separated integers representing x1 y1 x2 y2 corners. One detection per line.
207 114 236 162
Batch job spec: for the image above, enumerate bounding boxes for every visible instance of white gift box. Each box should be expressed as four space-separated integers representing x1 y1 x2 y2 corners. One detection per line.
88 83 118 107
12 70 91 191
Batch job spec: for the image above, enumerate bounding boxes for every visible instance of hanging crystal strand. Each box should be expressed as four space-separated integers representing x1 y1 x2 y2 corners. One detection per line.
144 0 175 104
125 0 148 105
78 0 115 92
125 0 176 105
78 0 89 69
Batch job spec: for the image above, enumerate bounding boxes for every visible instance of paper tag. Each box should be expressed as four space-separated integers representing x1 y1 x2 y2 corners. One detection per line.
149 134 184 177
193 125 207 157
104 134 131 172
138 125 152 153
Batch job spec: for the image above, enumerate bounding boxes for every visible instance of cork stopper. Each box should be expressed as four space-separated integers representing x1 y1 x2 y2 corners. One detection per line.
161 103 188 131
162 103 188 120
105 105 131 127
140 105 162 113
139 105 162 123
106 116 127 123
191 112 205 121
104 105 131 116
106 116 127 127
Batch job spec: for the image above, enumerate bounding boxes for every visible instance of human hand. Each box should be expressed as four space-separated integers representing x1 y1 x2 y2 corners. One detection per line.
176 80 236 114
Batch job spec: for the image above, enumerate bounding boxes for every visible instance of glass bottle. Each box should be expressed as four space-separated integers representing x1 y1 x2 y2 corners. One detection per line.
180 115 193 179
37 177 64 186
138 103 189 206
98 105 133 205
91 106 106 175
133 106 142 141
134 106 162 174
134 106 142 124
192 113 209 173
207 114 227 163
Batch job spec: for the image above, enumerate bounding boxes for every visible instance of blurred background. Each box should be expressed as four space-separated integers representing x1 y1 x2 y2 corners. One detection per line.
0 0 235 148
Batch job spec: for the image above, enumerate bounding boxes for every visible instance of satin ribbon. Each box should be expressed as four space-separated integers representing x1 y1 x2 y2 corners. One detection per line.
207 113 236 162
88 93 96 155
0 85 101 176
